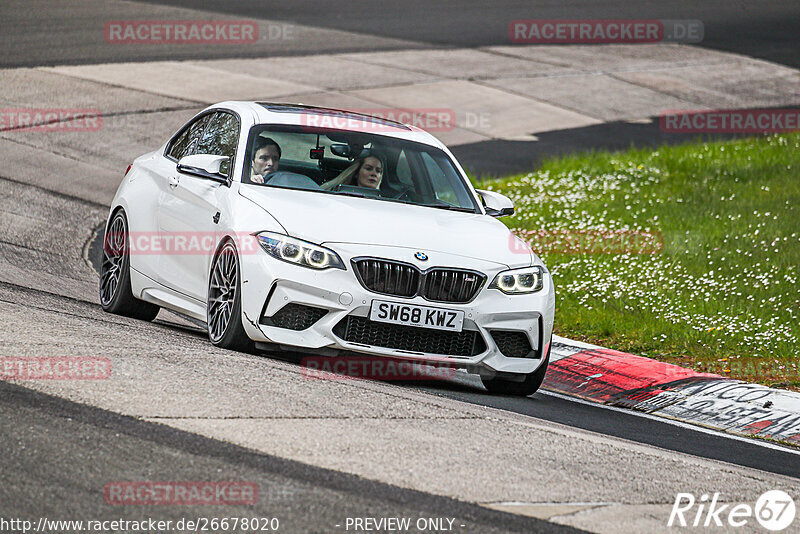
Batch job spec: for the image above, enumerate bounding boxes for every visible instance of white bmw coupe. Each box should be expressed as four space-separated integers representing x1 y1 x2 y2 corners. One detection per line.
100 102 555 395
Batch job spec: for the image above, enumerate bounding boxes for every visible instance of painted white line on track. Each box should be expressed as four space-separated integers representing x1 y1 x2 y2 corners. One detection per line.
541 390 800 456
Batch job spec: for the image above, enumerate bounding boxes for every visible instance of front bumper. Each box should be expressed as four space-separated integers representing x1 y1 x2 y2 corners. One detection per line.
239 243 555 375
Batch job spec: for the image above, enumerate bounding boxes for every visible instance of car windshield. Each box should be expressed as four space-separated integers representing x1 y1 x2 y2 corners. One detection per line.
243 124 480 213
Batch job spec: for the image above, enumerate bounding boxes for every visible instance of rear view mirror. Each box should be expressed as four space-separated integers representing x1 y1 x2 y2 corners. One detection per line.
329 143 350 158
476 189 515 217
329 143 368 159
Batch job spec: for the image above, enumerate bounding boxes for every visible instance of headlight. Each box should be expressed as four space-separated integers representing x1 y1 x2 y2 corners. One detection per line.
256 232 345 270
489 266 544 294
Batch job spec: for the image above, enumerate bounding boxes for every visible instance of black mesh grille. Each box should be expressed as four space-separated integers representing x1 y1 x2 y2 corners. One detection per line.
423 268 485 303
491 330 535 358
262 303 327 330
352 258 485 303
333 316 486 357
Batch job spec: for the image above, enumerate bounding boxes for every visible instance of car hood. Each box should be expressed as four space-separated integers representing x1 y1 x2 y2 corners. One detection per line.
239 186 532 268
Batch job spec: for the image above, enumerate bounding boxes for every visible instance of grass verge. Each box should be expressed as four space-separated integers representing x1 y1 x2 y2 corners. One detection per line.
482 134 800 390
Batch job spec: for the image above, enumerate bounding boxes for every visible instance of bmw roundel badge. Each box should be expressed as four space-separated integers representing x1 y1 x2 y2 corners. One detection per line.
414 251 428 261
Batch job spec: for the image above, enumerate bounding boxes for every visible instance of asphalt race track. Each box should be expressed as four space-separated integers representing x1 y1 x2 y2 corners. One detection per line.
1 2 799 532
3 1 798 175
4 1 799 68
0 380 570 534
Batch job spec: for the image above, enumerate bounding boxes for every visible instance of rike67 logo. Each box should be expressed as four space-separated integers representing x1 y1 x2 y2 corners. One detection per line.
668 490 796 531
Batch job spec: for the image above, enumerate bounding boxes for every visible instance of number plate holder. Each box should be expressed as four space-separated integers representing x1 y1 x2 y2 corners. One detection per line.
369 300 465 332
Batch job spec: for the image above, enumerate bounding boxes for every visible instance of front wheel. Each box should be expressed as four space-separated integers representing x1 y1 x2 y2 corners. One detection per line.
99 210 160 321
481 339 551 396
207 240 255 352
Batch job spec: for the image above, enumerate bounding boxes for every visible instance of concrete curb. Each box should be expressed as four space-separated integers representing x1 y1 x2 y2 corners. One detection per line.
547 335 800 447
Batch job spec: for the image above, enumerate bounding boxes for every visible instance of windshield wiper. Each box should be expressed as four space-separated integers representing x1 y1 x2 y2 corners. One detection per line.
330 192 476 212
333 191 372 199
420 203 477 213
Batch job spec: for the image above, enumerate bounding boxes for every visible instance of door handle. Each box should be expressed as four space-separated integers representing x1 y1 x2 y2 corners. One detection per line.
168 175 180 188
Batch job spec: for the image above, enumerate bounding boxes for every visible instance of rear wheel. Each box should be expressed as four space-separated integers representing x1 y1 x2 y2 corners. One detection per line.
207 241 255 352
99 210 160 320
481 337 551 396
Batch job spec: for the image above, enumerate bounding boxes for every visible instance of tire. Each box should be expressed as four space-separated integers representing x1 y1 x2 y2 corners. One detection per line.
99 210 160 321
481 337 551 396
207 240 255 352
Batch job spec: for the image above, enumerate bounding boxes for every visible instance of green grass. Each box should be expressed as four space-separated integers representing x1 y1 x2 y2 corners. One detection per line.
482 134 800 389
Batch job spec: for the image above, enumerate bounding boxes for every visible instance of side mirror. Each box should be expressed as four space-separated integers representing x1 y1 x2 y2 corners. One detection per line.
476 189 515 217
177 154 230 185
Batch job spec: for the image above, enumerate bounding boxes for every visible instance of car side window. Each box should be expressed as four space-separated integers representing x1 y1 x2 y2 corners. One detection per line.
195 112 240 176
167 114 212 161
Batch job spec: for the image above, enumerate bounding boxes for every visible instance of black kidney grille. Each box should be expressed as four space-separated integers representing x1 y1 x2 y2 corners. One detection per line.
333 316 486 357
352 258 485 303
423 268 485 303
261 303 327 330
490 330 535 358
355 259 419 297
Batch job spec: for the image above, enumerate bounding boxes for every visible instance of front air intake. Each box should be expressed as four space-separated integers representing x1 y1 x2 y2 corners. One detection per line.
261 303 327 330
490 330 535 358
333 316 486 357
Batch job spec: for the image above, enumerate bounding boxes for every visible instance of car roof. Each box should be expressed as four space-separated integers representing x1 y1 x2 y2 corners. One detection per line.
208 101 447 149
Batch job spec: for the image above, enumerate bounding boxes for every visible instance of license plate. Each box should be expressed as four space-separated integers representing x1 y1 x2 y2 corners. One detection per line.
369 300 464 332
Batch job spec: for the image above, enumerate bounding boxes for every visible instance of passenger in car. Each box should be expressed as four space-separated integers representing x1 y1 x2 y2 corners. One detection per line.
250 137 281 184
322 152 386 190
353 154 385 189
